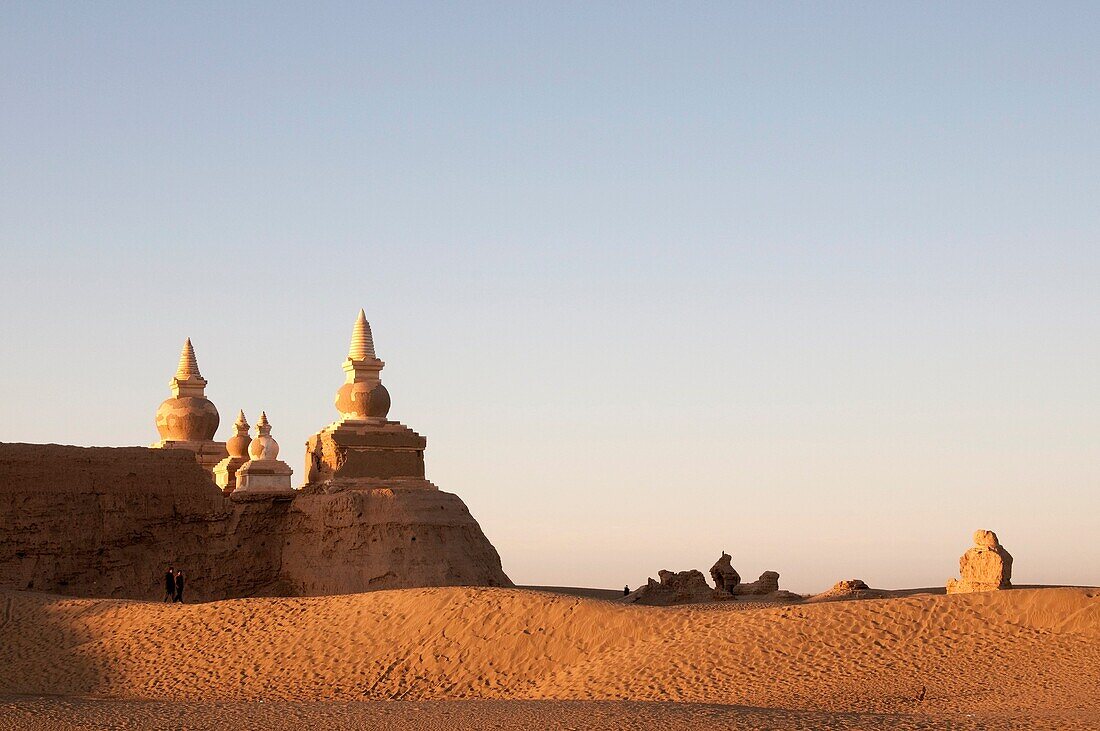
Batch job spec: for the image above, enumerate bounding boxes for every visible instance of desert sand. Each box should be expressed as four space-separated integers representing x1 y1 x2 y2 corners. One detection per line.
1 586 1098 729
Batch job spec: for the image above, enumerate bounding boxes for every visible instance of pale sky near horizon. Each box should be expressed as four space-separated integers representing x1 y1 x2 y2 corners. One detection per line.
1 3 1098 592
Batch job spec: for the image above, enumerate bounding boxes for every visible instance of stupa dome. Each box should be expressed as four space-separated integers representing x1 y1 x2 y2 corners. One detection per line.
335 381 391 419
155 339 220 441
155 397 219 441
248 411 279 461
225 410 251 459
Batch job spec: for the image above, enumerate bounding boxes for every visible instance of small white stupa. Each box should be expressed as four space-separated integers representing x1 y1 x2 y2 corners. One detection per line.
234 411 294 496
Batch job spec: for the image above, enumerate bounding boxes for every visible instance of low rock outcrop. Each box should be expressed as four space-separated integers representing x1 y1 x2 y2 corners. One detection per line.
625 558 800 605
0 442 510 601
809 579 888 602
946 529 1013 594
832 578 869 592
710 552 741 594
622 569 715 606
735 570 781 596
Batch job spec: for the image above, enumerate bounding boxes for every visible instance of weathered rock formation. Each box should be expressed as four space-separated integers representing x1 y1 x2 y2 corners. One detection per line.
735 570 781 596
831 578 869 592
946 529 1013 594
0 442 510 601
622 569 715 606
278 487 509 594
0 443 276 600
710 552 741 594
625 556 799 605
809 579 887 602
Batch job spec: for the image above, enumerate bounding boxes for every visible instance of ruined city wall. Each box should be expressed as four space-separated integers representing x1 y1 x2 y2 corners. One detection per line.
0 443 510 601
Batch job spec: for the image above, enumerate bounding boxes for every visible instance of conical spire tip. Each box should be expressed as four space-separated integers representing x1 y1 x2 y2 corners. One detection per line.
175 338 202 379
347 308 377 360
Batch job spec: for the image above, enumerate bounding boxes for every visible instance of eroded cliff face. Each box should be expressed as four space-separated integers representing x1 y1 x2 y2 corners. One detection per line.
0 443 510 601
280 488 511 595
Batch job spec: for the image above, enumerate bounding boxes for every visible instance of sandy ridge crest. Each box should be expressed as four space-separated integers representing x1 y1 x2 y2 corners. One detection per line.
0 586 1097 719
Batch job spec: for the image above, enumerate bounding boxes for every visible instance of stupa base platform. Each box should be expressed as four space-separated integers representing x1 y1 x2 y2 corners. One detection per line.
236 459 295 496
213 455 248 494
303 419 428 486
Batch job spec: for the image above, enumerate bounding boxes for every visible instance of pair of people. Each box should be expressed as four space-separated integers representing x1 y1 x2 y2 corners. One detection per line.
163 567 185 603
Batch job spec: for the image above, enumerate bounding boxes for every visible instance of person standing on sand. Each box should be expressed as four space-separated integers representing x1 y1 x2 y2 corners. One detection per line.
174 569 185 604
163 567 175 602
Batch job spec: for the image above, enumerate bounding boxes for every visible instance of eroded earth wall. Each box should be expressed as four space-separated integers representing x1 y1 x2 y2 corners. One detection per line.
0 443 510 601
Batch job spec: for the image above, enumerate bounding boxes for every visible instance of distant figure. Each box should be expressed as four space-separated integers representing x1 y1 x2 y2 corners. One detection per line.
163 567 175 602
174 570 185 604
623 585 630 596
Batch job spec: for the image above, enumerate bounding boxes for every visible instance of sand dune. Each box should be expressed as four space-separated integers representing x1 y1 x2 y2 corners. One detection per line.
1 586 1098 728
3 698 1094 731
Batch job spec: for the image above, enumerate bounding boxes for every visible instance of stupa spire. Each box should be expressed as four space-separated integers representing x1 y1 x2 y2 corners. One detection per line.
335 309 390 422
154 337 225 475
175 338 202 379
348 309 377 361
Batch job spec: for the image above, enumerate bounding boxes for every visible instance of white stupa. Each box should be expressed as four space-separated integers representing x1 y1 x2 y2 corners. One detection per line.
234 411 294 496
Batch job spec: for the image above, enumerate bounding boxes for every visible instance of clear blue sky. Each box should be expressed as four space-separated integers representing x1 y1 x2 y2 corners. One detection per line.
2 2 1097 591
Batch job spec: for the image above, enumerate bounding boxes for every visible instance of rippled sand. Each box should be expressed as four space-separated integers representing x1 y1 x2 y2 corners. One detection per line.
1 586 1097 729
